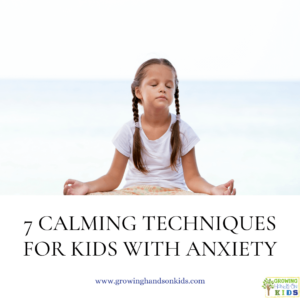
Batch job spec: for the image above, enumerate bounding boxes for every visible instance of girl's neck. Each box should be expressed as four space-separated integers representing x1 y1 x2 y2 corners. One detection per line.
142 110 171 128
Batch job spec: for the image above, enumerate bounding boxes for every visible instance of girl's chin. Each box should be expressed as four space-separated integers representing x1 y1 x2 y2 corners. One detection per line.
155 100 171 106
143 101 171 110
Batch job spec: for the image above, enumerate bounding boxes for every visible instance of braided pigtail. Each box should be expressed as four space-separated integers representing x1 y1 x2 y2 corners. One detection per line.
130 58 181 173
132 95 148 174
170 86 182 171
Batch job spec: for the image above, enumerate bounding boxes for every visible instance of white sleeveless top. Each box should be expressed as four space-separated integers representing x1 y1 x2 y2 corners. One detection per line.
112 113 200 191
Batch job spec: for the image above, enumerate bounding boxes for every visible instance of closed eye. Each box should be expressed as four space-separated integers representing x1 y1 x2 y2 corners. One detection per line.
151 85 172 89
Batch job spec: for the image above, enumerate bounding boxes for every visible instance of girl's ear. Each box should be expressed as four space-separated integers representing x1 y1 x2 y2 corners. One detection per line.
135 87 142 100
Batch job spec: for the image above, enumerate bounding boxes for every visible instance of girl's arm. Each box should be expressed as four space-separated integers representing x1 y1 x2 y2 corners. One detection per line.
64 149 128 195
85 149 129 193
181 147 236 195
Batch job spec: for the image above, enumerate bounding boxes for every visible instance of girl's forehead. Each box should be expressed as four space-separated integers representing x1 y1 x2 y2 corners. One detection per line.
144 64 175 81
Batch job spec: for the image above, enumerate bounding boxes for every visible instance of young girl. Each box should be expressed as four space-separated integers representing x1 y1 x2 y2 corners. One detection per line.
63 58 236 195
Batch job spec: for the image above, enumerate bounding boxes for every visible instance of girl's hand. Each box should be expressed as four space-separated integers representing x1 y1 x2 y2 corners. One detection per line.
63 179 89 195
210 179 236 195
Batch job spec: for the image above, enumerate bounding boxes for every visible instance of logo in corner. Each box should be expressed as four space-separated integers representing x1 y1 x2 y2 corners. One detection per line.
262 277 299 297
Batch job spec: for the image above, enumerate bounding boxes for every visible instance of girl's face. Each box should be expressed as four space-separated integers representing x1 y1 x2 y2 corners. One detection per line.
135 64 176 113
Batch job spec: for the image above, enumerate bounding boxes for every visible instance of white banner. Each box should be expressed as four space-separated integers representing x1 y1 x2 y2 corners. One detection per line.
1 196 299 299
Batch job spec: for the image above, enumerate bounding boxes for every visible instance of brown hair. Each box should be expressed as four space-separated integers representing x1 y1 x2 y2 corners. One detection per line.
131 58 182 173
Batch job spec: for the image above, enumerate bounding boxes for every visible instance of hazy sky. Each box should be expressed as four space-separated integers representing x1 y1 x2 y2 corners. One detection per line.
0 0 299 80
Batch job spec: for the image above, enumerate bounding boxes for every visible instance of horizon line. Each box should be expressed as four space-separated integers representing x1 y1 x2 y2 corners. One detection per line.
0 78 300 82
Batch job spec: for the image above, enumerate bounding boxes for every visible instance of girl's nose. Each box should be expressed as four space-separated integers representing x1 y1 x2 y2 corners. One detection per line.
159 85 166 92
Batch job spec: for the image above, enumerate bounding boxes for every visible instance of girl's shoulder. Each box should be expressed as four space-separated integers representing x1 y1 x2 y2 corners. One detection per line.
112 119 135 158
173 113 200 155
170 113 194 133
116 119 136 134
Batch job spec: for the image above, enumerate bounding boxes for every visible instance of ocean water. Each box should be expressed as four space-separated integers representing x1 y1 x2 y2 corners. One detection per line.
0 80 299 195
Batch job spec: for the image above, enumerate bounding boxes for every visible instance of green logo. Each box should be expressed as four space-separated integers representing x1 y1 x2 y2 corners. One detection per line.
262 278 274 296
262 277 299 297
